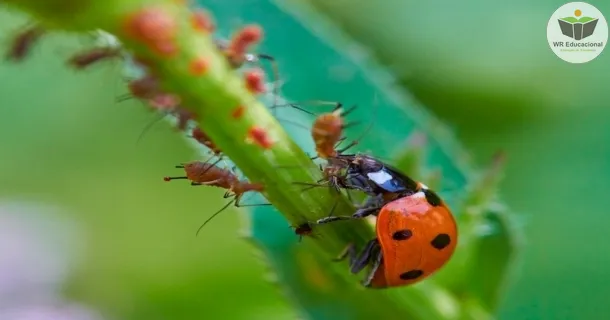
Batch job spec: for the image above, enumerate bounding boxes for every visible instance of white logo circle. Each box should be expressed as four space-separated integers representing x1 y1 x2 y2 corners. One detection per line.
547 2 608 63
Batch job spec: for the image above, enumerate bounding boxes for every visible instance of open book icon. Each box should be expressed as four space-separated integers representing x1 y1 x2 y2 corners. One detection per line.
558 17 599 40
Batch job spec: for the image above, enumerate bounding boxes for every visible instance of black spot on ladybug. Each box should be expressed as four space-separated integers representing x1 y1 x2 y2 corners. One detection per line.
430 233 451 250
400 269 423 280
392 229 413 241
423 189 441 206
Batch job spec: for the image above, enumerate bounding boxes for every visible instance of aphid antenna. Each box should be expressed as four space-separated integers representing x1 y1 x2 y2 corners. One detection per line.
135 112 170 145
195 192 272 236
270 100 342 116
115 93 133 103
334 93 380 155
164 176 188 181
274 117 311 131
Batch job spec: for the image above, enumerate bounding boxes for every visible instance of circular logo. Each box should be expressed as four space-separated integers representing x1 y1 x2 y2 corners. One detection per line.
547 2 608 63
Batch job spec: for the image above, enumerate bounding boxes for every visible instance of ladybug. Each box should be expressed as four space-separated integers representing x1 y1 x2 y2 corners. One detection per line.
333 187 457 288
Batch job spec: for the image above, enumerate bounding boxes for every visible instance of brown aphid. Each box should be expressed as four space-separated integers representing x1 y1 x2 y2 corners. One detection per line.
164 161 268 234
191 9 215 33
291 222 321 242
311 103 359 160
67 47 122 69
6 23 45 62
191 127 222 155
173 107 196 131
215 25 281 107
115 74 159 103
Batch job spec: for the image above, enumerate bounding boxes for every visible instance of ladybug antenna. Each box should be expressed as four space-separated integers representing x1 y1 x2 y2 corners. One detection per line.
196 198 236 236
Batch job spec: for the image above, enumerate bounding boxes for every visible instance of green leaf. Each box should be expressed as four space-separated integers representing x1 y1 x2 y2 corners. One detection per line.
1 0 521 318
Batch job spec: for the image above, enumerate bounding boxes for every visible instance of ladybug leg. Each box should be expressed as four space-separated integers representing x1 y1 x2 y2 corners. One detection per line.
315 215 353 224
352 194 384 217
349 239 379 274
362 249 383 287
315 195 384 224
315 206 379 224
333 243 356 262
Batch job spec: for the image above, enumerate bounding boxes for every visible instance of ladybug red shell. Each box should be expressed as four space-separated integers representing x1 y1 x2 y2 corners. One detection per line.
369 189 458 288
328 187 458 288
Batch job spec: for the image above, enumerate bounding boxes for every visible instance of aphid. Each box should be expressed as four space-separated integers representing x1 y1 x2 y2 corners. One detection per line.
214 25 281 107
67 46 122 69
5 23 45 61
277 99 376 160
189 126 226 169
323 187 458 288
119 74 194 140
311 102 360 160
291 222 318 242
294 161 350 197
163 161 268 234
191 9 215 33
244 68 266 94
191 127 222 155
116 74 159 103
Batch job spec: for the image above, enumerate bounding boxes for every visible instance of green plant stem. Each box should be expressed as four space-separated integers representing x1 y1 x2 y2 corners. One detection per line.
1 1 512 318
2 0 372 246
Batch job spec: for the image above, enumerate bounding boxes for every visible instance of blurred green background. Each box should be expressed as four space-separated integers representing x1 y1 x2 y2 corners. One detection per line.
0 0 609 319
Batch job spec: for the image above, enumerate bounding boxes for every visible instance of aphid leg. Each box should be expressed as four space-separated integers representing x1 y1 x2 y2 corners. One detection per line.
292 180 327 192
189 179 222 186
233 193 272 207
350 239 379 274
336 140 359 155
200 157 223 175
362 248 383 287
